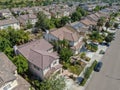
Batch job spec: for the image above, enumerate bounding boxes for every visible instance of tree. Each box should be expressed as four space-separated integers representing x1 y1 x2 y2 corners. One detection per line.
76 7 87 16
105 21 111 30
60 16 70 26
89 31 104 43
33 76 66 90
71 11 82 22
26 20 33 29
59 47 73 63
114 23 119 29
0 37 11 52
94 5 101 12
12 55 28 74
0 27 30 46
105 34 114 43
35 11 49 30
4 47 14 60
97 17 105 31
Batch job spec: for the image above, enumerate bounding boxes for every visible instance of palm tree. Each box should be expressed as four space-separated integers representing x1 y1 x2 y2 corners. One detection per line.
97 17 105 31
105 21 111 31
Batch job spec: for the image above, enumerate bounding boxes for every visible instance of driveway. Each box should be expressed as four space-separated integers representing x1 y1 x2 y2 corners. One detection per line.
86 29 120 90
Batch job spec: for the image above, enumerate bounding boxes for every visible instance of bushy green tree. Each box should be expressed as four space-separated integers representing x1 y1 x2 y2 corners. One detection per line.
35 11 49 30
60 16 70 26
12 55 28 74
105 34 114 43
114 23 119 29
97 17 105 31
71 12 82 22
60 47 73 63
0 27 30 46
105 21 111 30
76 7 87 16
0 37 11 52
33 76 66 90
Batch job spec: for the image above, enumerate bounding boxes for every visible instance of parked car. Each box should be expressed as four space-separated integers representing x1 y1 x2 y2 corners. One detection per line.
94 62 103 72
75 77 84 85
105 43 110 47
99 50 105 54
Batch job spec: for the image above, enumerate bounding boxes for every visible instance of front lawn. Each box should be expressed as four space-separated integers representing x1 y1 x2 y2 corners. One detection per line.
62 61 86 76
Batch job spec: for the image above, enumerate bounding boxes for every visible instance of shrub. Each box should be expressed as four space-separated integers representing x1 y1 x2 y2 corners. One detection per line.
81 60 97 86
85 57 91 61
80 52 86 59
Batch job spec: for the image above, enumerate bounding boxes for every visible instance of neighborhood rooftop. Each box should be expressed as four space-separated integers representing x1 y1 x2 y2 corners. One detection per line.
0 52 17 87
18 39 53 59
50 26 80 42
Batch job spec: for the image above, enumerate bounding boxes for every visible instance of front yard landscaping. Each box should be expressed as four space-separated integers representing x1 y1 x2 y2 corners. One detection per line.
80 52 91 62
62 60 86 76
80 60 97 86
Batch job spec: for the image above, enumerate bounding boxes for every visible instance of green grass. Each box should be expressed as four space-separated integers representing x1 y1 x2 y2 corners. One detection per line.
63 62 83 76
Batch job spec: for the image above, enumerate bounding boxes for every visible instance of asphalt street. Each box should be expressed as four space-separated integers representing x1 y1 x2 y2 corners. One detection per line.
86 30 120 90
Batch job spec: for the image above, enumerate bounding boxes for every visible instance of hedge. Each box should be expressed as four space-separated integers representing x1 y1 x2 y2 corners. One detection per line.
80 60 97 86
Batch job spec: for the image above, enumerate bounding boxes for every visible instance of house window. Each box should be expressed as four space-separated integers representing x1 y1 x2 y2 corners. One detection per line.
34 65 39 71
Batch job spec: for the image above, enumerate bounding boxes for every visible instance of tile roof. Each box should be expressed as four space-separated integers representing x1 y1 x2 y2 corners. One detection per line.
50 26 80 42
0 52 17 87
0 17 19 26
13 75 30 90
17 14 37 21
0 9 11 13
29 49 59 70
87 14 99 22
18 39 53 60
80 18 96 26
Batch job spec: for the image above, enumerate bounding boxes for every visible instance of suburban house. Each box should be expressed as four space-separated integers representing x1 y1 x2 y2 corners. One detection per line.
16 39 62 80
11 8 24 15
0 52 30 90
17 14 37 26
0 17 20 30
69 21 89 35
87 14 99 22
32 6 43 13
80 18 96 30
44 26 84 54
0 9 12 18
81 4 96 11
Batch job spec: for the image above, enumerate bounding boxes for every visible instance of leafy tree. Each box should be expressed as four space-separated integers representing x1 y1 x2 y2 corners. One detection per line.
26 20 33 29
12 55 28 74
52 39 69 52
0 37 11 51
105 21 111 30
0 27 30 46
89 31 104 43
114 23 119 29
60 47 73 63
52 18 61 28
33 76 66 90
35 11 49 30
71 11 82 22
97 17 105 31
76 7 87 16
60 16 70 26
94 5 101 12
105 34 114 43
4 47 14 60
